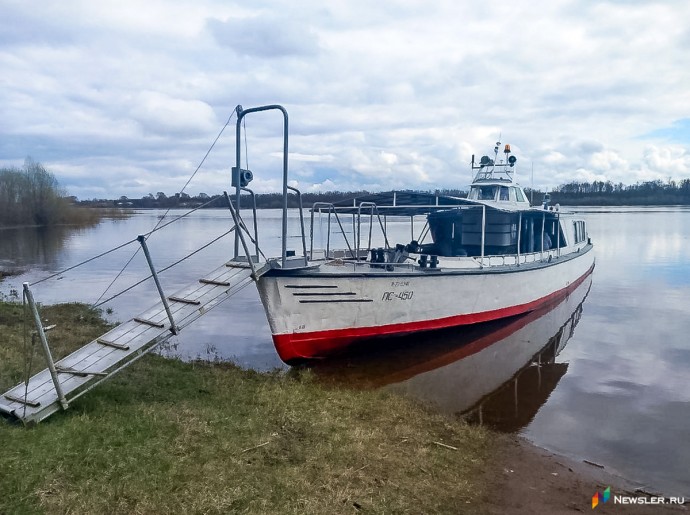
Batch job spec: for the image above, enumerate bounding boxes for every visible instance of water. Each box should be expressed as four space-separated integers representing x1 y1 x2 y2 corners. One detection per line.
1 206 689 496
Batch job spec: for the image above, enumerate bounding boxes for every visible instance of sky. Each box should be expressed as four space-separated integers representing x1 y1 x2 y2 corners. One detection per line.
2 0 690 200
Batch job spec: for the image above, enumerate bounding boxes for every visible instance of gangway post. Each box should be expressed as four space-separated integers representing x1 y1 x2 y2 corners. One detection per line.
224 192 258 278
240 186 260 260
137 235 178 334
233 104 290 267
22 282 69 410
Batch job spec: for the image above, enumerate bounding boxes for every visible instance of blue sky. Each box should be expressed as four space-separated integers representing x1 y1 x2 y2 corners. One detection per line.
2 0 690 199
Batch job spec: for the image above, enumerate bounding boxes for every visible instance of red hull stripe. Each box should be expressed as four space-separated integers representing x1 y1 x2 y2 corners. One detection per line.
273 263 595 363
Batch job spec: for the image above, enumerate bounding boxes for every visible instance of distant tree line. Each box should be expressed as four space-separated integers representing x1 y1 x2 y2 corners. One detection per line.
80 189 472 210
80 190 376 209
59 178 690 214
527 179 690 206
0 160 102 227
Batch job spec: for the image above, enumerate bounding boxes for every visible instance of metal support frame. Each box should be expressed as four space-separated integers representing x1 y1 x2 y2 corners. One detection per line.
557 212 561 257
287 185 308 266
233 104 294 268
23 283 68 410
541 212 546 261
137 236 178 334
309 203 353 260
240 186 260 259
516 211 522 266
356 202 389 258
224 192 258 278
480 205 486 267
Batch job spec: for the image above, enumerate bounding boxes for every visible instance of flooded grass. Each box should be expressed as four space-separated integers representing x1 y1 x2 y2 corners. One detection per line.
0 300 490 514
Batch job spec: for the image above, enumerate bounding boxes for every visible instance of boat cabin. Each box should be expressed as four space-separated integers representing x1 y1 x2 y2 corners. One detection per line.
306 141 589 268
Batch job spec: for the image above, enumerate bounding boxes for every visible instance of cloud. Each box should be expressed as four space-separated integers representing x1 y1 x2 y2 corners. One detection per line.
129 91 218 136
206 14 319 58
1 0 690 199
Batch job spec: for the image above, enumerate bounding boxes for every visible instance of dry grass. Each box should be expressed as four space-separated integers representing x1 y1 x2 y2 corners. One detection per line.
0 301 490 514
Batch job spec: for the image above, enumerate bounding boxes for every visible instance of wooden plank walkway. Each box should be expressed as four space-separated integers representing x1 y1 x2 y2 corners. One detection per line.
0 260 270 425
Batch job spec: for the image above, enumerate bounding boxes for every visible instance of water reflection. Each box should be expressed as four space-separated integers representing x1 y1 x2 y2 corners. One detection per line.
312 275 592 433
0 225 85 273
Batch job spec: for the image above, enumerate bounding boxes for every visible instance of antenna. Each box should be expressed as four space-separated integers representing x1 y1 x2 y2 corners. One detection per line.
530 161 534 204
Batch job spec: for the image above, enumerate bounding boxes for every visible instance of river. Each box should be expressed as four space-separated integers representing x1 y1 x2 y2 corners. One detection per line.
1 206 689 496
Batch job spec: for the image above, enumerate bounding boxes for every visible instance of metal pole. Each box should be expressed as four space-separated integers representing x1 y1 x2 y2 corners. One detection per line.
234 105 243 259
23 283 68 410
241 187 259 260
480 205 486 267
137 236 177 334
516 211 522 266
234 104 289 267
541 212 545 261
309 207 316 258
224 192 258 278
557 212 561 257
287 185 308 266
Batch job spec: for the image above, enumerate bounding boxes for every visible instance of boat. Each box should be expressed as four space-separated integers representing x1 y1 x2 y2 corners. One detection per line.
311 273 592 432
233 105 595 363
0 104 594 425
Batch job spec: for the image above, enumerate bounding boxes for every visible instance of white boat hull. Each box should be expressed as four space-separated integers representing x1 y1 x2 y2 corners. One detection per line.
256 245 595 362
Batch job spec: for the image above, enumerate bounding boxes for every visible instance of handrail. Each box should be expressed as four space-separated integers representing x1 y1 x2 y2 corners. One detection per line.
310 203 354 260
356 202 390 258
287 185 308 266
516 211 522 267
233 104 292 267
224 192 258 278
240 187 259 260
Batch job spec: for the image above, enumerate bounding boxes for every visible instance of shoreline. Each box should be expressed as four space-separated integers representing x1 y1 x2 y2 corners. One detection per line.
486 434 687 514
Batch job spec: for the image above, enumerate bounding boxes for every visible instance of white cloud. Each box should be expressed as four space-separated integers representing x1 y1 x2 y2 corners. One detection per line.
1 0 690 199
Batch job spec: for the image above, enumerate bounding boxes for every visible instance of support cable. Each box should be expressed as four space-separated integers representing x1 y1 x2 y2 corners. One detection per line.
92 110 237 306
29 237 138 287
28 110 238 291
92 226 236 308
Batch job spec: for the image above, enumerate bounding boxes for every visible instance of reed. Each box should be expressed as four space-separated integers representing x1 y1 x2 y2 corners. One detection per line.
0 161 130 228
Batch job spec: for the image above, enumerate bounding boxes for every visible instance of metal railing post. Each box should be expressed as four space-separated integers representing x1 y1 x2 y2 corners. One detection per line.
137 236 178 334
516 211 522 266
233 104 289 267
541 212 546 261
480 205 486 268
557 212 561 257
224 192 258 278
287 185 308 266
240 187 259 260
23 283 69 410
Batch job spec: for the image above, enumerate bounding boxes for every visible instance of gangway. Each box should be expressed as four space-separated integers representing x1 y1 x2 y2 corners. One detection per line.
0 259 271 425
1 103 307 425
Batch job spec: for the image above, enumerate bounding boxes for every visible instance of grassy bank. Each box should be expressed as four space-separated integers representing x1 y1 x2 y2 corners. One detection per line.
0 301 489 514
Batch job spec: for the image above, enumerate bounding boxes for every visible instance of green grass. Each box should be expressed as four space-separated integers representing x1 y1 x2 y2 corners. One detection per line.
0 300 490 514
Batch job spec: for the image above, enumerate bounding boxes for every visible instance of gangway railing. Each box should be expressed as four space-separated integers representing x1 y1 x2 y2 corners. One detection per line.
1 251 271 425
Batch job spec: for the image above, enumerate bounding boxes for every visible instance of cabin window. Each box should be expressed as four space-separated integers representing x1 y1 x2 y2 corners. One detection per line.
514 188 525 202
499 186 509 201
472 186 497 200
509 188 517 202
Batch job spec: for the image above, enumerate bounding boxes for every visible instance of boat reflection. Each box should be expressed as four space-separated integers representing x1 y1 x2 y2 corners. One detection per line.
310 274 592 432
